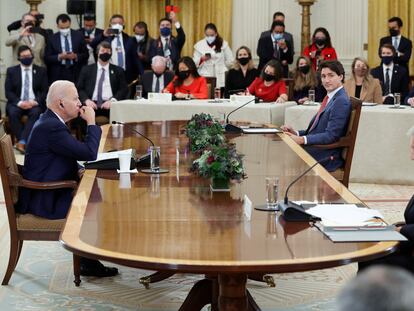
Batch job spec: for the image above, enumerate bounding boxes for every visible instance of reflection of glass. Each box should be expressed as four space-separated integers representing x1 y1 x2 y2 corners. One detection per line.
308 89 315 105
394 93 401 108
135 85 143 100
214 87 221 101
150 174 160 197
266 177 279 207
150 146 160 171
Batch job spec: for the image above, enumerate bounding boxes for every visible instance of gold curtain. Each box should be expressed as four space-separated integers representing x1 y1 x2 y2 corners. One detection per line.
104 0 233 59
368 0 414 73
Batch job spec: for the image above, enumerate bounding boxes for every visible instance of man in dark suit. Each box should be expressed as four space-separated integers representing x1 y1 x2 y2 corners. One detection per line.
378 16 412 76
17 80 118 277
260 11 294 55
148 11 185 71
77 41 128 119
371 43 409 104
44 14 88 84
257 20 293 76
141 56 174 98
5 45 48 153
78 14 103 64
281 60 351 172
91 14 130 71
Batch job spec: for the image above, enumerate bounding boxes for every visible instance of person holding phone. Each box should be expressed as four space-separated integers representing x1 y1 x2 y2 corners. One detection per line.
78 14 103 65
193 23 233 89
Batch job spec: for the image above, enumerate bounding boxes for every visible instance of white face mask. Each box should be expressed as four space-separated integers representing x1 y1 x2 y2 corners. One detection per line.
205 35 216 45
135 35 145 42
111 23 123 31
59 28 70 36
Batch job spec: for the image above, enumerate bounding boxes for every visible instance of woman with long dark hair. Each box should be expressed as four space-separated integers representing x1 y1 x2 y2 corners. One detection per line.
163 56 208 99
302 27 337 71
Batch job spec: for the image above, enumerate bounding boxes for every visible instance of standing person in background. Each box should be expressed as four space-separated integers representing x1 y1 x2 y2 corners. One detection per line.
378 16 412 77
224 46 259 97
148 11 186 71
257 21 293 77
44 14 88 84
260 11 294 55
344 57 383 104
292 56 325 104
78 14 103 65
303 27 337 71
193 23 233 90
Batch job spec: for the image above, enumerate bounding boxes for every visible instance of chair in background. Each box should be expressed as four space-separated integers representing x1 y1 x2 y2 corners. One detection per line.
0 131 81 286
283 78 295 101
205 76 217 99
313 96 363 187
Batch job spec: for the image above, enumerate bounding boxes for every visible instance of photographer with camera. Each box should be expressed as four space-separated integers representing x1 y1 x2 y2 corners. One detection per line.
5 13 46 67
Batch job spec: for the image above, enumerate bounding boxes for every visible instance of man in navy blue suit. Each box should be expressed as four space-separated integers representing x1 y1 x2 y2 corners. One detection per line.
282 60 351 172
44 14 88 84
17 80 118 277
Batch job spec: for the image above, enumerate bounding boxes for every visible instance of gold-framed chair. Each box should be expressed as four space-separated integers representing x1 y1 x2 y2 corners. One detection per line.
0 129 81 286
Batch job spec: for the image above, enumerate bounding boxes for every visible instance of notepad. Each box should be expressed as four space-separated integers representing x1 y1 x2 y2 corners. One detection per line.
242 128 282 134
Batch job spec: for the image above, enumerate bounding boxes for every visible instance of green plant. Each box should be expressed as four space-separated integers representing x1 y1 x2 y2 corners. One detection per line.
186 113 224 153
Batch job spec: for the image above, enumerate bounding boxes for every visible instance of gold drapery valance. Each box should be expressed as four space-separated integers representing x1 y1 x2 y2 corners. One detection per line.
368 0 414 74
104 0 233 59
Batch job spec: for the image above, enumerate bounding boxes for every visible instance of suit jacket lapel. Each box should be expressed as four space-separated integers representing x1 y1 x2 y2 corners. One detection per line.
108 65 116 93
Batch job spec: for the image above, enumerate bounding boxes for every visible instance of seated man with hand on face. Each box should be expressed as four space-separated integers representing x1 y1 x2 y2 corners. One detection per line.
141 55 174 98
77 41 128 119
16 80 118 277
281 60 351 172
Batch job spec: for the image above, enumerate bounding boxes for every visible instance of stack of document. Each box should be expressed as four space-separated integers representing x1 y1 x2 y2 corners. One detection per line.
308 204 407 242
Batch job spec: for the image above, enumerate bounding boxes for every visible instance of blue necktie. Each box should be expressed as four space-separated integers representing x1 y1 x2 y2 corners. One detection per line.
64 35 73 66
116 36 124 68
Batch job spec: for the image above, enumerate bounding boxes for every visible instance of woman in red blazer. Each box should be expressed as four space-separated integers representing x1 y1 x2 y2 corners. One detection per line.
303 27 337 71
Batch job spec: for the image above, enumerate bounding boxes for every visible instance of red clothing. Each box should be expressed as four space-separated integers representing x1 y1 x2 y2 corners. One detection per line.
164 76 208 99
302 44 338 70
247 78 287 102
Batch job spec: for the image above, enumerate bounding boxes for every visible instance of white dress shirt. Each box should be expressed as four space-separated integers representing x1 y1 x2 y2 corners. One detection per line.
92 63 113 101
59 31 73 65
151 74 165 92
110 34 126 69
18 65 36 107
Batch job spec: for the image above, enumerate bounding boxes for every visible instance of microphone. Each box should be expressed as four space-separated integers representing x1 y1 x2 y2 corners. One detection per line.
278 155 335 222
225 98 256 133
112 121 155 146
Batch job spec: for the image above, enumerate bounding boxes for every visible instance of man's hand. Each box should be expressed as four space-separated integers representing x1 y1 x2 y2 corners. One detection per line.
20 26 32 37
285 132 305 145
298 97 308 104
281 124 296 134
85 99 97 110
169 11 178 24
58 52 68 60
79 106 96 125
101 100 112 109
407 97 414 107
19 101 32 110
277 40 287 50
66 52 77 61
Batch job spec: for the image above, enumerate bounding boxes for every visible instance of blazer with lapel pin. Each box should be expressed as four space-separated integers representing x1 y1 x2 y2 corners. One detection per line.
371 64 409 101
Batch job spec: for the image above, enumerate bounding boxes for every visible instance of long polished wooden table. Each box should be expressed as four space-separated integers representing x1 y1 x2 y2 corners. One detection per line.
60 121 397 311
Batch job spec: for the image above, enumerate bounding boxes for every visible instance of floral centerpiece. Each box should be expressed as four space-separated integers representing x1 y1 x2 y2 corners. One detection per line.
191 143 246 191
186 113 225 154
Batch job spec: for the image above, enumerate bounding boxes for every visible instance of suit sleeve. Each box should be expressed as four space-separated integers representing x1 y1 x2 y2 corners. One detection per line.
175 26 186 53
397 38 412 64
36 68 48 110
75 34 89 65
113 68 128 100
280 40 293 64
48 123 102 161
44 37 61 65
5 33 20 46
305 97 351 145
401 67 409 101
76 66 90 103
405 86 414 105
5 68 20 106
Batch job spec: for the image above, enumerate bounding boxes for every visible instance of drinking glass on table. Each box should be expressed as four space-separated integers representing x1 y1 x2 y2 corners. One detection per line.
308 89 315 105
266 177 279 208
394 93 401 108
135 85 143 100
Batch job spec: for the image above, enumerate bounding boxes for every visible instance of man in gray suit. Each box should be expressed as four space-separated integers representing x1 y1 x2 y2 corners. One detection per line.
260 11 294 56
5 13 46 67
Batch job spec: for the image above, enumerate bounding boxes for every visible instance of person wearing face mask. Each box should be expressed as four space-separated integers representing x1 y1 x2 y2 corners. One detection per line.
247 60 288 103
193 23 233 89
77 41 128 124
91 14 131 71
148 11 186 71
141 56 174 98
125 21 154 83
257 20 293 77
371 43 409 104
44 14 88 84
5 45 48 153
378 17 412 77
292 56 325 104
303 27 337 71
224 46 259 98
163 56 208 99
5 13 46 67
260 11 294 54
344 57 382 104
78 14 103 64
7 10 53 44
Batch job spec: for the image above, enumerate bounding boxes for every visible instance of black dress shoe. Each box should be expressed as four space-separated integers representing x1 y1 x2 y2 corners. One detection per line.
80 259 119 277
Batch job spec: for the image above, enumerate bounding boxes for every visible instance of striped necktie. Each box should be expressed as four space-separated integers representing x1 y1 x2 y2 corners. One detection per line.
23 68 30 101
116 36 124 68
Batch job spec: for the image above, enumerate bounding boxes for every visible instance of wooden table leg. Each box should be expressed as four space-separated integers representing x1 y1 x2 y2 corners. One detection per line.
218 274 249 311
178 278 213 311
139 271 176 289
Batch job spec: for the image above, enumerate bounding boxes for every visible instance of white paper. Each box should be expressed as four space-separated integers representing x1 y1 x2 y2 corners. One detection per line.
88 149 132 163
242 128 281 134
306 204 384 226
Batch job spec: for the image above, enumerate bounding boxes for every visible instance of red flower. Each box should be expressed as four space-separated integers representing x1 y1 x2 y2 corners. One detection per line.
206 120 213 126
207 155 215 164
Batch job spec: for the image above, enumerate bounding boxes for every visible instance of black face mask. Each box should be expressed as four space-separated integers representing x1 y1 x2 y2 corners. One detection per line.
263 73 275 82
238 57 250 66
382 55 393 65
99 53 111 62
19 57 34 66
389 28 400 37
298 65 310 74
315 38 326 46
178 70 190 80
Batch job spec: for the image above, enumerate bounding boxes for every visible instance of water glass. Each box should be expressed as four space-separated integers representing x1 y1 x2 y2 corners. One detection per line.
150 146 160 171
266 177 279 207
118 152 131 172
135 85 143 100
394 93 401 108
308 89 315 105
